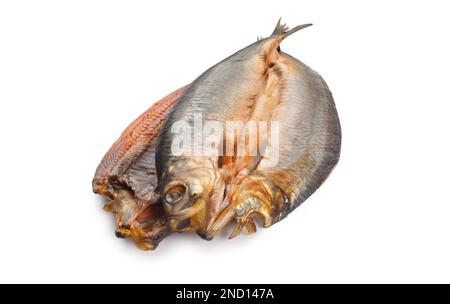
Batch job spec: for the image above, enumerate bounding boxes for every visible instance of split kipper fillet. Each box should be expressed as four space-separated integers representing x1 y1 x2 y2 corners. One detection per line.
93 86 188 250
93 19 341 250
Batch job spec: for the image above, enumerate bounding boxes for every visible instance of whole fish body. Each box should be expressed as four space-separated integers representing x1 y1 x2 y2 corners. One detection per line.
156 20 341 239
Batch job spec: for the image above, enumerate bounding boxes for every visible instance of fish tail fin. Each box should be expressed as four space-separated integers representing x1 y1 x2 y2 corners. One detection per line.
271 18 313 40
261 19 313 66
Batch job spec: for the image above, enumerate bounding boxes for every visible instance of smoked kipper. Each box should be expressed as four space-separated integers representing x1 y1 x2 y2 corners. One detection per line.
93 19 341 250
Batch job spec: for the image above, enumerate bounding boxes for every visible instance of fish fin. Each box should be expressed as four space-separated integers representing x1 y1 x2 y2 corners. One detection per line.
268 18 312 53
271 18 313 39
272 18 290 36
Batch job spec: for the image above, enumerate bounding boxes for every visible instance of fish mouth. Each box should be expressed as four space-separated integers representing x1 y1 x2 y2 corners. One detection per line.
167 198 207 232
169 218 192 231
168 197 205 219
115 225 132 238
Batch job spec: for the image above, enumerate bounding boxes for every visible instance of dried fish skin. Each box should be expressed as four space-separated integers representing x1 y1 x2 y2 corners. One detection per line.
93 85 188 200
93 85 188 249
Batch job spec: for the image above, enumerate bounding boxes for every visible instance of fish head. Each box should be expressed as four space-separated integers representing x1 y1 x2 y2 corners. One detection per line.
160 157 222 235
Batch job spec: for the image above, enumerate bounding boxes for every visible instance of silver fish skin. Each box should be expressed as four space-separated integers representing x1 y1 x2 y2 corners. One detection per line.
207 49 341 239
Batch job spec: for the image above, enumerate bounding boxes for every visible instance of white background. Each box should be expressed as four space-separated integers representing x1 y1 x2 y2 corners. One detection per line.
0 0 449 284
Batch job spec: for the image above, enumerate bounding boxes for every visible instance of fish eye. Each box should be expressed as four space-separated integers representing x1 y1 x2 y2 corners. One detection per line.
191 192 200 199
165 184 187 205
